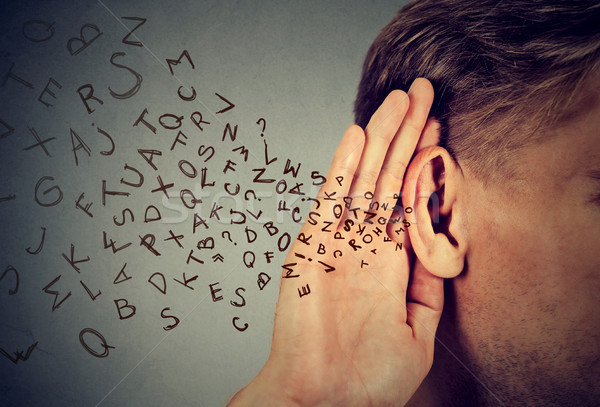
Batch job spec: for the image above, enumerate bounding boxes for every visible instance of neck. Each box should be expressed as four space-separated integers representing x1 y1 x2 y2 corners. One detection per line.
406 280 491 407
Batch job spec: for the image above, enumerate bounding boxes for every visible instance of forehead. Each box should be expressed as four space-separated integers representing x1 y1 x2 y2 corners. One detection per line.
507 80 600 191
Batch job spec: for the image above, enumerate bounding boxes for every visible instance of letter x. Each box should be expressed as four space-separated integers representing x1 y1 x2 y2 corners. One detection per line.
23 127 55 157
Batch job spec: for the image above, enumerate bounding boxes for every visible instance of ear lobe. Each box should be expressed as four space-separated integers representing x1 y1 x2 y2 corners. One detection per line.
401 145 467 278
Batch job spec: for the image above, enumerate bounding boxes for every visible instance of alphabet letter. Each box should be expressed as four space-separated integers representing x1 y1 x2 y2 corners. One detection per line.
114 298 136 319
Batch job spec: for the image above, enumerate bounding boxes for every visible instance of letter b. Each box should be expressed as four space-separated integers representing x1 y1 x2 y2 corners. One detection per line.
114 298 136 320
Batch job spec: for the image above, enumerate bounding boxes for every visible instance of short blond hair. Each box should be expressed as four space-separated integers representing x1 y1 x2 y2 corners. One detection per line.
355 0 600 179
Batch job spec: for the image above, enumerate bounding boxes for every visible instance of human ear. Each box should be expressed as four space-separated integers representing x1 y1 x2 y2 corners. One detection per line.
400 144 467 278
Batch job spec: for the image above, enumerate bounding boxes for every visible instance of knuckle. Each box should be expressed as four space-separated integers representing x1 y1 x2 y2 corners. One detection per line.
380 162 407 180
368 126 395 142
401 119 422 134
353 168 379 186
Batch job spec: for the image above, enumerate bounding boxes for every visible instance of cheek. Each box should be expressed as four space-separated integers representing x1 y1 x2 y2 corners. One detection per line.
463 174 600 319
454 194 600 373
458 219 555 337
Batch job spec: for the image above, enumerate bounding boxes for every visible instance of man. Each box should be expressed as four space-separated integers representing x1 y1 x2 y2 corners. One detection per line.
230 1 600 405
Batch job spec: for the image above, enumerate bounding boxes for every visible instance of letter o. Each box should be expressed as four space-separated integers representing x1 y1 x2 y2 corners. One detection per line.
278 232 291 252
275 179 287 194
333 204 343 219
178 160 197 178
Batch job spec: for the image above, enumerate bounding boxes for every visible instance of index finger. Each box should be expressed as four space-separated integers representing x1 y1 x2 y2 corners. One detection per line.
340 89 410 224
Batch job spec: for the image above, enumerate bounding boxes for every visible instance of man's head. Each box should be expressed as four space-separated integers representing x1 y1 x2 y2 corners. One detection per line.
356 0 600 181
355 1 600 405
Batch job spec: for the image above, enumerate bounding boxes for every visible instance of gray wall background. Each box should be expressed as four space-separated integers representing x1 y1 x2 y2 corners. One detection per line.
0 1 406 405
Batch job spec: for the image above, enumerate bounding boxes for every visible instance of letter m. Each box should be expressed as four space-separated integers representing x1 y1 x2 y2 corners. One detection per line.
166 50 195 75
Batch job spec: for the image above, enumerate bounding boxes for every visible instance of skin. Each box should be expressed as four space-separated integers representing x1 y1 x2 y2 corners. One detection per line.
228 74 600 406
229 78 442 407
409 77 600 406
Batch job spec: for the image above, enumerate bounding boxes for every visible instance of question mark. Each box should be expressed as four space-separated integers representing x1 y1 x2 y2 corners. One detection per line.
222 230 236 246
256 118 266 138
244 189 260 201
